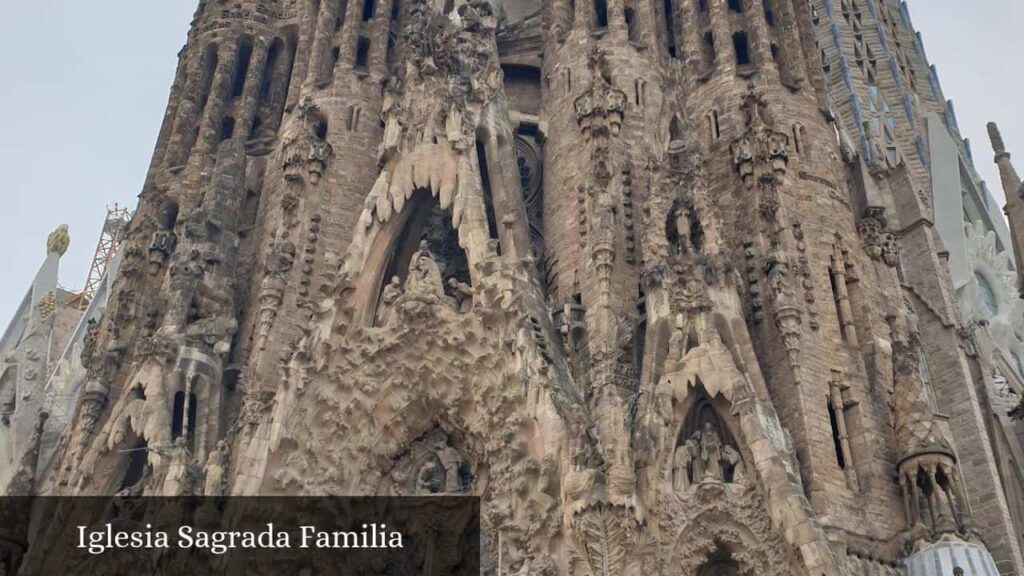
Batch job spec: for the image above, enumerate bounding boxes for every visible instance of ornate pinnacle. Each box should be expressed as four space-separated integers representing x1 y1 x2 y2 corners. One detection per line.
47 224 70 256
988 122 1007 156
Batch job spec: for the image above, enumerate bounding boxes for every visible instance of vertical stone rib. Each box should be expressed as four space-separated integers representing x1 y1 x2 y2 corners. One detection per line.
262 40 295 135
287 0 322 109
679 0 702 77
707 0 733 72
745 0 777 79
198 43 239 154
777 0 807 83
152 53 190 173
368 0 393 73
310 0 340 86
239 40 270 139
166 52 206 167
574 0 591 32
339 0 363 68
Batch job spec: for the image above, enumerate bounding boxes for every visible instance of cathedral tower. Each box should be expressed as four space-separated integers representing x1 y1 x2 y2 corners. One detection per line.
5 1 1022 575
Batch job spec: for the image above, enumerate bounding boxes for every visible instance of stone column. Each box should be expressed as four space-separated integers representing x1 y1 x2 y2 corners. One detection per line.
776 0 807 83
368 0 394 74
166 50 208 167
287 0 323 110
262 39 296 135
830 250 859 347
745 0 778 80
239 39 270 139
310 0 341 86
197 42 239 155
679 0 702 72
707 0 734 73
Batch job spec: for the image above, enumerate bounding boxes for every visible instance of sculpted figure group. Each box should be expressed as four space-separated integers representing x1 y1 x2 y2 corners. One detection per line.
673 421 746 492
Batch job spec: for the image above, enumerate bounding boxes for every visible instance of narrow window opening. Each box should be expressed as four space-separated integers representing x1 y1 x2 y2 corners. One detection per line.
259 40 283 104
728 0 743 12
198 44 219 113
625 6 641 44
702 31 716 67
712 110 721 139
219 116 236 141
670 116 683 141
161 202 180 230
594 0 609 29
829 267 846 341
689 212 705 252
362 0 376 21
172 392 185 439
132 384 146 401
634 79 645 107
635 287 647 373
119 439 148 492
475 139 501 246
391 0 401 20
662 0 677 57
386 33 397 66
764 6 775 26
771 43 780 62
315 116 329 139
828 400 846 469
355 37 370 68
733 32 751 66
698 0 708 12
230 41 254 100
444 0 455 13
792 125 802 154
566 69 572 93
329 46 341 79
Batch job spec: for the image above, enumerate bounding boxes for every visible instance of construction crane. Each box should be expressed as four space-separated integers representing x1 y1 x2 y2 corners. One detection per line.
67 204 131 310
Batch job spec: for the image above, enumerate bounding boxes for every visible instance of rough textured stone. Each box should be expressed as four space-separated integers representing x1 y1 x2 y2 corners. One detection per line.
2 0 1023 574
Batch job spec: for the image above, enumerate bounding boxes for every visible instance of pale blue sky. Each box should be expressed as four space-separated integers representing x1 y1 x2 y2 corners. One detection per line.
0 1 1021 325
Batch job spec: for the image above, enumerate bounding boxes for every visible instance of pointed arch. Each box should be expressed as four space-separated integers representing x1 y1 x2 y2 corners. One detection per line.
362 189 472 326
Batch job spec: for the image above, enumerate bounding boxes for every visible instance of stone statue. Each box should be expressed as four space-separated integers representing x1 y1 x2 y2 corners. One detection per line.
379 275 404 324
415 458 446 494
695 423 723 481
723 444 745 484
203 440 228 496
673 439 697 492
433 437 466 493
447 278 474 312
405 240 445 297
161 437 191 496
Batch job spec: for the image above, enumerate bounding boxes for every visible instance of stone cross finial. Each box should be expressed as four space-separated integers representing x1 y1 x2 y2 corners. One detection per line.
46 224 70 256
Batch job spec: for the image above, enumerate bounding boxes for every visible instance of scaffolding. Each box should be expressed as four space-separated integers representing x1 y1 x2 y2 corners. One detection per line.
67 204 131 310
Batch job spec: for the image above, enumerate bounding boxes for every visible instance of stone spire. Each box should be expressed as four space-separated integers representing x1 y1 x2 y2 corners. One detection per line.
988 122 1024 294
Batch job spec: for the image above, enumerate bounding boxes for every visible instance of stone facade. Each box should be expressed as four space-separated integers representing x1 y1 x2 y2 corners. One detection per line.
3 0 1024 574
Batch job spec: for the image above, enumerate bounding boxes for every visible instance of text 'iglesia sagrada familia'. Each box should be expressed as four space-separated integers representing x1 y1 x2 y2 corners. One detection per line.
3 0 1024 574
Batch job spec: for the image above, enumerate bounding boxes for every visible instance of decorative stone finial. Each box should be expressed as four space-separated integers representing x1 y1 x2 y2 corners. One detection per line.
988 122 1008 158
47 224 70 256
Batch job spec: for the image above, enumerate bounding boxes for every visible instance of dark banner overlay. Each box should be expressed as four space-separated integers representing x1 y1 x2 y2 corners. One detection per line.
0 497 480 575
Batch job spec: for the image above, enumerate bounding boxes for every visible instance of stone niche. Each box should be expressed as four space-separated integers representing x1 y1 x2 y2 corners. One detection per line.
386 427 474 496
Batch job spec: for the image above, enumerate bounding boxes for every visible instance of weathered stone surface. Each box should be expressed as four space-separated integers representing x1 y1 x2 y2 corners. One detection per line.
3 1 1023 575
